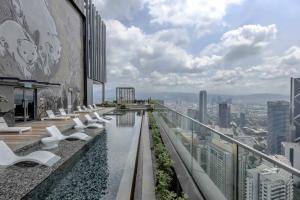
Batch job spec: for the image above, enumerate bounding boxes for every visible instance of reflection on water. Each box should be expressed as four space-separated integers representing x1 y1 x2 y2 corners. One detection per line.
116 112 135 127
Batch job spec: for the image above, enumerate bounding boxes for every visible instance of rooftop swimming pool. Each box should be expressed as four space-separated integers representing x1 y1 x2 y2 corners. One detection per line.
23 111 143 200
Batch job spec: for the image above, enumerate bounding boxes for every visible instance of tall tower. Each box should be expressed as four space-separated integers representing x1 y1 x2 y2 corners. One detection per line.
219 103 230 128
199 90 207 123
290 77 300 141
267 101 290 154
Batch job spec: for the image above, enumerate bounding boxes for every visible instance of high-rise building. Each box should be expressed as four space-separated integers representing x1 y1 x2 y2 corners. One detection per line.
218 103 231 128
290 77 300 141
282 142 300 183
267 101 290 154
199 90 207 123
240 112 246 127
187 108 199 130
245 164 293 200
206 138 233 200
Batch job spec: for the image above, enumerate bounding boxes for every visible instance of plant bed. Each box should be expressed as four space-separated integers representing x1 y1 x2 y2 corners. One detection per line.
148 112 188 200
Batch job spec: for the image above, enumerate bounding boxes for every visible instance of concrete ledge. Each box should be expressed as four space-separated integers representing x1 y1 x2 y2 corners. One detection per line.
141 112 155 200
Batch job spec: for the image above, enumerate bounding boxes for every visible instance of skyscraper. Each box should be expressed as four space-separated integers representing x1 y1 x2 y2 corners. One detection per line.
219 103 231 128
290 77 300 141
199 90 207 123
240 112 246 127
267 101 290 154
282 142 300 183
245 164 293 200
187 108 199 130
206 138 233 200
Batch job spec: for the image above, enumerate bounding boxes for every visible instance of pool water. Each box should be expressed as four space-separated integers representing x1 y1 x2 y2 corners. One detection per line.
23 111 143 200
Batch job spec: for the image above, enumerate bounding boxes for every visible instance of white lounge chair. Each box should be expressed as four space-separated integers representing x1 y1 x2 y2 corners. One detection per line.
59 108 79 118
74 106 91 113
82 105 96 111
103 116 112 120
88 105 99 111
41 110 70 121
84 114 102 124
42 126 92 149
93 104 103 110
0 140 60 168
0 117 31 134
73 118 103 129
93 112 111 123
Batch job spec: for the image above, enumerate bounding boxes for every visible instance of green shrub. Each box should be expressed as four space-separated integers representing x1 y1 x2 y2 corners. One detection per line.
148 112 188 200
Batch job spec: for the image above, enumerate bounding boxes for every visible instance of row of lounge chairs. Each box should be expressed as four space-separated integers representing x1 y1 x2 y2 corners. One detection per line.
0 105 111 168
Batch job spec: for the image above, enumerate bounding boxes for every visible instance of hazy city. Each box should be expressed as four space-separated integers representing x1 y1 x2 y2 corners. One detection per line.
1 0 300 200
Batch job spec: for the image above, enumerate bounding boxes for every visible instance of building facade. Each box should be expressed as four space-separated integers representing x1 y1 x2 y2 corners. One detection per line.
245 164 293 200
206 138 234 200
218 103 231 128
0 0 106 124
199 90 207 123
187 108 199 131
282 142 300 183
267 101 290 154
290 77 300 141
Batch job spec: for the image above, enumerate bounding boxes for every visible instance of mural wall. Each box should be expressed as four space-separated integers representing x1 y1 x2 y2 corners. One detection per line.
0 0 84 119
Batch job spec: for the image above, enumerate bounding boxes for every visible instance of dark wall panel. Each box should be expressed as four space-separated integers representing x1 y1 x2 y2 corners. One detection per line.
0 0 84 118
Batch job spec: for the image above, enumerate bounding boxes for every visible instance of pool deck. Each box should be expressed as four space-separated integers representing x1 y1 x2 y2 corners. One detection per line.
0 107 115 151
0 107 115 200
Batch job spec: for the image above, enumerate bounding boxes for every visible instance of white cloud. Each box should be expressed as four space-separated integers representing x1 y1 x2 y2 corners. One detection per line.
94 0 144 19
106 19 221 83
201 24 277 61
105 19 299 94
145 0 242 37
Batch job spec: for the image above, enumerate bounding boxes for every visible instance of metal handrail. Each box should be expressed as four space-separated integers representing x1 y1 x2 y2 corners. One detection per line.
154 103 300 177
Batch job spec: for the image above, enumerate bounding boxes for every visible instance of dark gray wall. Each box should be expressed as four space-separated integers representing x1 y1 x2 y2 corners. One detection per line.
0 0 84 119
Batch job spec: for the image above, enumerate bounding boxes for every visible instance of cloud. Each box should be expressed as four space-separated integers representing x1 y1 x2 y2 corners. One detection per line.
105 19 298 94
201 24 277 62
145 0 242 37
94 0 144 19
106 19 221 82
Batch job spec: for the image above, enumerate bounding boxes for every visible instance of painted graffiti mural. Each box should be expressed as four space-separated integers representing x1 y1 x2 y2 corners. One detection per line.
0 0 84 117
0 0 62 78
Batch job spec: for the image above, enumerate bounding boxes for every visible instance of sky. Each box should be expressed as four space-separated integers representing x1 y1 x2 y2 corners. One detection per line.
94 0 300 95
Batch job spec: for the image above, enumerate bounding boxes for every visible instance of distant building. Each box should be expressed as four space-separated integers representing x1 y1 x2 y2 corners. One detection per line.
240 112 246 127
245 164 293 200
290 77 300 141
282 142 300 183
187 108 199 130
206 138 233 200
218 103 231 128
267 101 290 154
199 90 207 123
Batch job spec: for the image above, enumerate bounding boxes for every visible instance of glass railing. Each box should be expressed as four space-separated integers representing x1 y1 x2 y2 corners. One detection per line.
154 103 300 200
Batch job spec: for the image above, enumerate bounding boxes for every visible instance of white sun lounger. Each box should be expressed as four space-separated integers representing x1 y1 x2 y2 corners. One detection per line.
88 105 100 111
93 104 103 110
93 112 111 123
73 118 103 129
84 114 102 124
82 105 96 112
0 140 60 168
59 108 79 118
41 110 70 121
74 106 91 113
41 126 92 149
0 117 32 134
